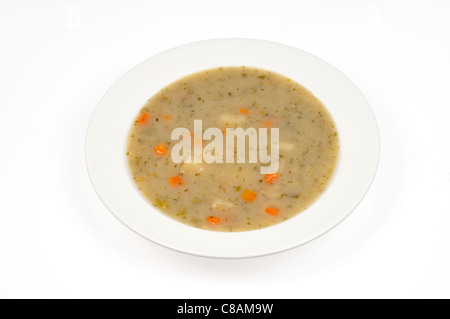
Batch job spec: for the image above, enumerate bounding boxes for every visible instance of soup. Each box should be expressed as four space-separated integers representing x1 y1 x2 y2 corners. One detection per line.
127 66 339 231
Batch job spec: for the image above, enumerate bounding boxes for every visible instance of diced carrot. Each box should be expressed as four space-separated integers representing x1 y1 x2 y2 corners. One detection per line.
162 115 172 120
168 175 184 188
240 108 249 114
265 207 279 216
154 143 167 156
265 173 278 183
242 189 257 202
206 216 220 225
263 121 273 127
190 132 202 145
137 113 150 125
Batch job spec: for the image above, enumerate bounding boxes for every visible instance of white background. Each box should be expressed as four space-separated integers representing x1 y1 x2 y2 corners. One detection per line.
1 0 449 299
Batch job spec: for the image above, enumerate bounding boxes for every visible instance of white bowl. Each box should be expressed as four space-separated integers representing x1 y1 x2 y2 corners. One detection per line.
85 38 380 258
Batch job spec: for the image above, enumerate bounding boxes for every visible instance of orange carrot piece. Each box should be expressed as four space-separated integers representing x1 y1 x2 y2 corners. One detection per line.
265 207 279 216
265 173 278 183
162 115 172 120
263 121 273 127
240 108 249 114
242 189 257 202
137 113 150 125
154 143 167 156
206 216 220 225
168 175 184 188
190 132 202 145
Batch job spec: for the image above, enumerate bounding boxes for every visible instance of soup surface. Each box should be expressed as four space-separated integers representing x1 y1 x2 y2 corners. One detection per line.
127 66 339 232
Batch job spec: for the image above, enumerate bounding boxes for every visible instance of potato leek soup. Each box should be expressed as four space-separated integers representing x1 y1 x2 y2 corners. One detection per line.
127 66 339 232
